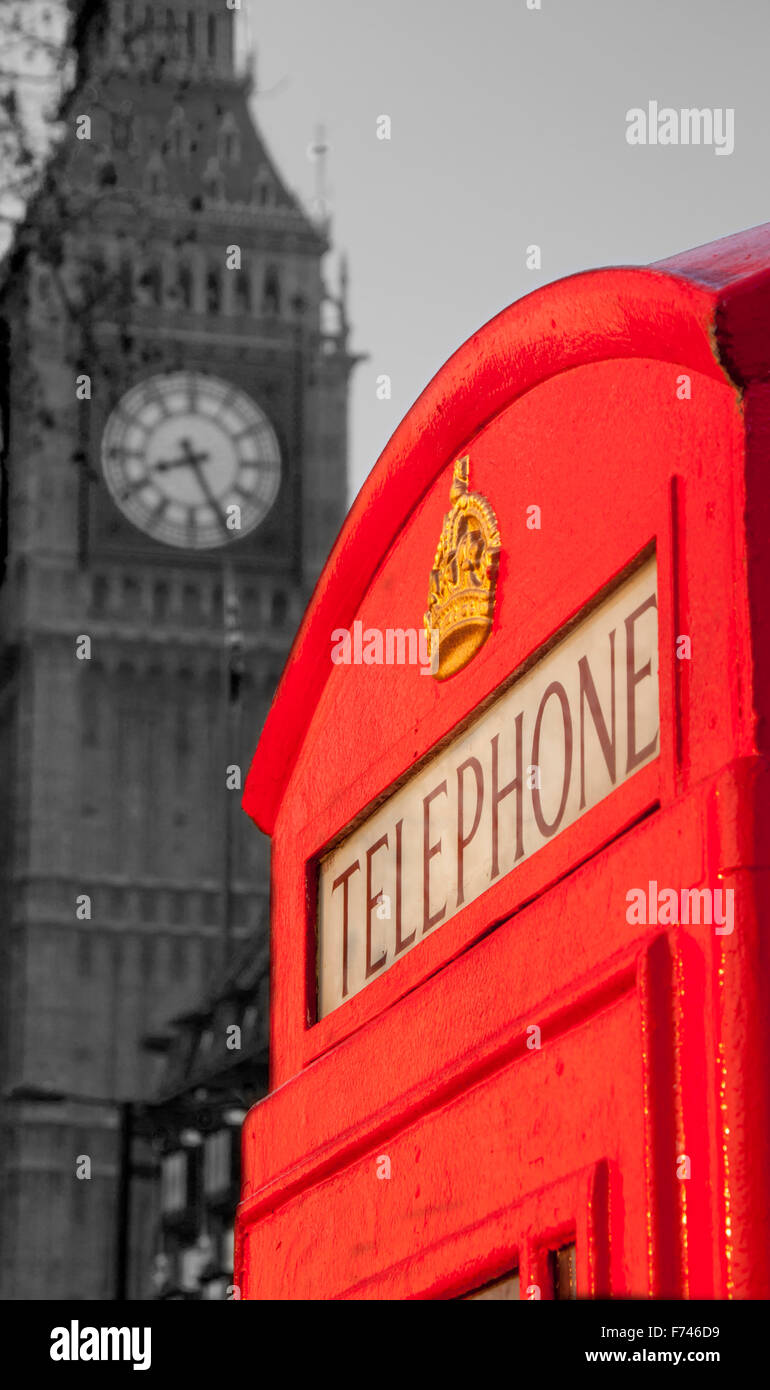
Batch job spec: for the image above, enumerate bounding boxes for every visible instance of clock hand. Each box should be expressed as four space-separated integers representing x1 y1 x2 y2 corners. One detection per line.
153 458 193 473
153 442 210 473
117 447 205 499
145 438 230 537
118 477 151 501
166 436 230 536
189 456 230 537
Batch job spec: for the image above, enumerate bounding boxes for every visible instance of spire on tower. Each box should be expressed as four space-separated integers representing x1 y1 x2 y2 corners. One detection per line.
307 123 331 227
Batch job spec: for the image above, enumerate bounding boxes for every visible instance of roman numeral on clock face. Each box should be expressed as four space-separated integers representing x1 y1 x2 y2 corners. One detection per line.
118 476 150 502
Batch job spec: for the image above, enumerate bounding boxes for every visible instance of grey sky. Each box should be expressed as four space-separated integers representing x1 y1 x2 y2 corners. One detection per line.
246 0 770 500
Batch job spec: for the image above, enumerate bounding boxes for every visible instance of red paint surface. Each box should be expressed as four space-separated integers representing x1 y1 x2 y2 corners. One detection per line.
236 223 770 1299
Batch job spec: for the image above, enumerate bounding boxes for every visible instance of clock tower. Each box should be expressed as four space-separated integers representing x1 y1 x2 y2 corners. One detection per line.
0 0 357 1299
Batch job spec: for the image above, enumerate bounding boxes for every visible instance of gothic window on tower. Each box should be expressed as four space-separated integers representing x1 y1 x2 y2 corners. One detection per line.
153 580 169 622
137 261 162 307
206 268 222 315
203 157 225 203
187 11 196 58
91 574 109 617
144 152 167 197
167 108 191 160
182 582 200 623
234 269 251 315
165 7 178 57
111 102 134 152
207 14 218 60
122 575 142 616
263 266 281 316
162 262 177 309
253 173 272 207
176 262 194 310
146 167 163 197
143 4 154 53
218 113 240 165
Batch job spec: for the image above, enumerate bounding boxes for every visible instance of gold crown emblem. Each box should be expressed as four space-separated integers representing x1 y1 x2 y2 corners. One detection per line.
424 455 501 680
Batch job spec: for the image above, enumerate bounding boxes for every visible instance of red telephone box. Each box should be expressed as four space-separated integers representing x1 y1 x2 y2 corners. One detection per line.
235 224 770 1300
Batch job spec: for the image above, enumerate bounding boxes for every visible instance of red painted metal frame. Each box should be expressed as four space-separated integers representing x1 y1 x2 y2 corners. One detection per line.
237 223 770 1300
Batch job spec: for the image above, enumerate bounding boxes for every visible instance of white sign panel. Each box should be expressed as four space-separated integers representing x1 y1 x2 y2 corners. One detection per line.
318 558 658 1018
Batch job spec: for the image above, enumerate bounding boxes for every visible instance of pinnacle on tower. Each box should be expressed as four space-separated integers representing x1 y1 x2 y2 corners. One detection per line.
84 0 242 84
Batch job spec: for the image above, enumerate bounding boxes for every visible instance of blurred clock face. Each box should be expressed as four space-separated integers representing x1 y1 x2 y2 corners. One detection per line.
101 371 281 549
